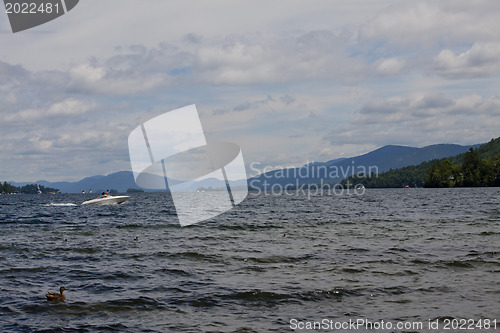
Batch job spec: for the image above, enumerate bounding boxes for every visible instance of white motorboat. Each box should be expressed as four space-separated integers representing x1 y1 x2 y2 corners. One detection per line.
81 195 130 205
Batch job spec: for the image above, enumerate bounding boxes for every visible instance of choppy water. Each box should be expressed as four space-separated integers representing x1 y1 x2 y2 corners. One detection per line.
0 189 499 332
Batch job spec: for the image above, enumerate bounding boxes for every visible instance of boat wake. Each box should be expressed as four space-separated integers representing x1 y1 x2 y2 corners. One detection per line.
44 203 78 207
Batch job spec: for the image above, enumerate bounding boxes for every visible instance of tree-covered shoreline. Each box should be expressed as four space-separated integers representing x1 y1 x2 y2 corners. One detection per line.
0 181 16 194
342 137 500 188
425 147 500 187
0 181 59 194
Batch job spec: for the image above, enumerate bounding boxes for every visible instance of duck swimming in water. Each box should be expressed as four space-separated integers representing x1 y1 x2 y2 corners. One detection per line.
46 287 67 302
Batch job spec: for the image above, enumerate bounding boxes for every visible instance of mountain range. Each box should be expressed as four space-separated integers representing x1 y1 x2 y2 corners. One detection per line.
248 143 478 189
10 143 480 193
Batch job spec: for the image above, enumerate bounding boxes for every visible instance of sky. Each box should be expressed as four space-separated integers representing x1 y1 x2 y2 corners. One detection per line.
1 0 500 182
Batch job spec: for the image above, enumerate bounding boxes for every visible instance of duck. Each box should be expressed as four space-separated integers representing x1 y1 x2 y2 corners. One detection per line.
46 287 67 302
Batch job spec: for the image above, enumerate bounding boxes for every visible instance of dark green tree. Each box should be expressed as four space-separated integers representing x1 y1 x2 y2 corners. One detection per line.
489 154 500 186
424 160 456 188
458 148 488 186
1 181 16 194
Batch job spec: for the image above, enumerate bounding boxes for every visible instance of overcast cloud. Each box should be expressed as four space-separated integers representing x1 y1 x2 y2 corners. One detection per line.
1 0 499 181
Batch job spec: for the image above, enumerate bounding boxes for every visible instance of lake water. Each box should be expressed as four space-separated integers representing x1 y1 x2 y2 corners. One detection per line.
1 188 499 332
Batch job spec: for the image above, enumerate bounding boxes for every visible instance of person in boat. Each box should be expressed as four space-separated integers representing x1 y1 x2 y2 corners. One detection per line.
106 190 109 196
101 192 105 198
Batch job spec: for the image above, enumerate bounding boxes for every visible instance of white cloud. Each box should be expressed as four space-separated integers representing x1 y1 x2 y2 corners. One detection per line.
44 30 368 93
191 31 366 85
27 136 53 153
1 98 96 123
375 57 406 75
0 0 393 71
434 43 500 79
325 92 500 148
454 94 483 114
70 63 105 83
47 98 96 116
359 1 500 47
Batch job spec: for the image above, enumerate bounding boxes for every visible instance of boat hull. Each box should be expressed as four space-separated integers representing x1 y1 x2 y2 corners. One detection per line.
81 195 130 205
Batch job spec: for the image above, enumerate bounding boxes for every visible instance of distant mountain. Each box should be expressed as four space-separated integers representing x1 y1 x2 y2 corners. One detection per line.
10 171 247 194
249 143 479 189
329 143 478 172
11 171 137 194
9 142 481 193
308 157 347 167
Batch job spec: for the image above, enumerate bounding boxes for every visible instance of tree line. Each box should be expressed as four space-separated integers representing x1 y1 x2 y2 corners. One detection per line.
0 181 16 194
0 181 59 194
342 137 500 188
425 148 500 187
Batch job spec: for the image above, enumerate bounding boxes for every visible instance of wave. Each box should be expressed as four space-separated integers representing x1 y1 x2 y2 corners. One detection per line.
0 219 50 225
169 287 363 308
247 254 314 264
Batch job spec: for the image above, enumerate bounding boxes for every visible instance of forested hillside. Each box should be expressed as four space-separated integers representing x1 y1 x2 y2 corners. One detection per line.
343 137 500 188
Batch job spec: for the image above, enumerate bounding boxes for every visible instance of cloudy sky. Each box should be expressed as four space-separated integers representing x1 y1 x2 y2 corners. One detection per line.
1 0 500 182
